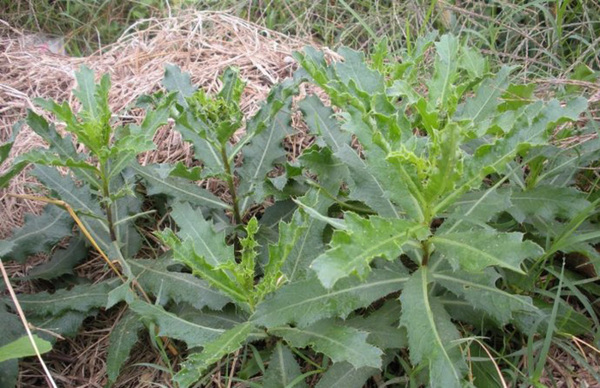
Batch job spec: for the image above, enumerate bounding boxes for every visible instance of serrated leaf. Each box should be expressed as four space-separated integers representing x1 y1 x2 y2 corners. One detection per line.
499 83 536 112
174 304 245 331
12 280 114 315
508 186 590 224
0 160 27 189
281 191 332 282
130 259 229 310
0 205 73 263
345 300 406 350
252 269 408 328
339 145 414 218
311 213 427 288
129 300 225 348
163 64 197 107
263 342 306 388
428 34 459 109
0 335 52 363
455 66 513 126
269 319 383 369
29 311 89 343
458 46 485 78
173 112 224 177
314 361 378 388
27 235 88 280
25 111 98 186
462 98 587 186
440 188 513 233
299 145 347 195
433 269 537 325
174 322 255 388
170 202 233 266
335 47 385 96
431 231 542 273
106 310 144 386
238 81 295 213
32 166 117 259
298 95 352 153
131 163 230 211
400 268 466 388
164 235 247 305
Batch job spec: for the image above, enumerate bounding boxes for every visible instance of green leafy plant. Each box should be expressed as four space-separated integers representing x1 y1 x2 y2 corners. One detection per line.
1 32 599 388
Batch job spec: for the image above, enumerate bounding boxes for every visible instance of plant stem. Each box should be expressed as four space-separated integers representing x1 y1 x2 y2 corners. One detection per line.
100 163 117 241
221 145 243 225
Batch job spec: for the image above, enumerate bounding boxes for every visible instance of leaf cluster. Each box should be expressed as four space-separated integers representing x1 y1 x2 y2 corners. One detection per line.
1 33 599 387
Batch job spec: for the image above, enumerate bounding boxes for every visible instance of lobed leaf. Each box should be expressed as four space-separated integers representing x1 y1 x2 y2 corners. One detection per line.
130 259 230 311
263 342 307 388
252 269 408 328
269 319 383 369
400 268 467 388
431 231 543 273
0 205 73 263
129 301 225 349
311 213 427 288
174 322 255 388
106 310 144 386
11 280 115 316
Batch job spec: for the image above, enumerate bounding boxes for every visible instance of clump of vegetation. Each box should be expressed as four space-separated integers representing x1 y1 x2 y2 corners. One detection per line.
1 32 599 387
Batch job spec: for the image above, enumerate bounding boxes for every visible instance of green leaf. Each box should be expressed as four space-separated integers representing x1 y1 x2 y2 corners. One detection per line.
345 300 406 350
311 213 427 288
12 280 114 315
263 342 306 388
252 269 408 328
32 166 116 259
24 111 98 186
131 163 230 211
0 205 73 263
280 204 328 283
431 231 542 273
400 268 467 388
508 186 590 224
315 361 377 388
298 95 352 153
170 202 234 266
440 188 513 233
0 335 52 363
428 34 459 109
498 83 536 112
27 235 88 280
335 47 385 96
174 322 255 388
129 300 225 348
458 46 485 78
0 306 23 387
130 259 230 310
162 233 247 306
455 66 513 126
106 310 144 386
461 97 587 187
29 311 88 343
172 112 224 177
238 80 295 213
269 319 383 369
433 269 537 325
0 160 27 189
163 64 197 107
